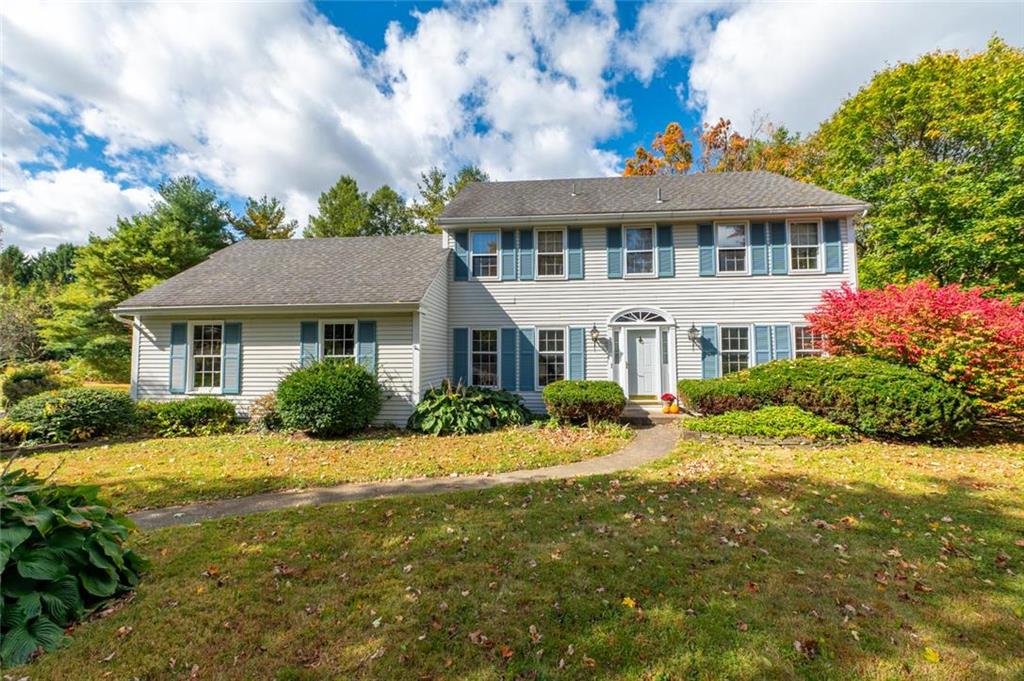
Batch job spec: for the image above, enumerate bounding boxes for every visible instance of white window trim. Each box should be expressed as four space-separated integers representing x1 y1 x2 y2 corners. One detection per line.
718 324 753 376
792 324 827 358
623 224 657 278
469 327 500 388
534 227 567 280
187 320 225 394
714 220 751 276
786 218 825 274
536 326 568 389
469 229 501 281
320 319 357 360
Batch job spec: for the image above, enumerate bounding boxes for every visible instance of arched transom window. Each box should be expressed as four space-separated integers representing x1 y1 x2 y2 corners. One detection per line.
612 309 667 324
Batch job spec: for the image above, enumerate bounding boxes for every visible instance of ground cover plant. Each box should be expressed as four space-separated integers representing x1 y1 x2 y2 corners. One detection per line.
808 282 1024 415
678 356 976 441
5 387 137 444
685 405 853 441
407 381 530 435
10 436 1023 679
25 426 632 512
139 397 237 437
277 360 382 436
543 380 626 425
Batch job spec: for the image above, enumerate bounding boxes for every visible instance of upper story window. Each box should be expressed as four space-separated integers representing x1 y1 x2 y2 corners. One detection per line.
717 223 748 273
794 326 825 357
471 329 498 387
536 229 565 277
625 226 654 275
790 221 822 272
471 231 499 278
537 329 565 387
720 326 750 375
324 322 355 358
192 323 223 390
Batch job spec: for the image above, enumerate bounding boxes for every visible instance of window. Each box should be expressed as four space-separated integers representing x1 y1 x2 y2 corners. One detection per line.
717 223 748 273
794 326 825 357
720 326 750 375
323 322 355 358
471 231 499 278
536 229 565 277
537 329 565 387
471 329 498 387
624 226 654 275
790 221 821 271
192 323 222 390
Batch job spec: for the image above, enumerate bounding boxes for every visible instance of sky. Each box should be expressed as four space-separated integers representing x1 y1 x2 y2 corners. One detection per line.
1 1 1020 253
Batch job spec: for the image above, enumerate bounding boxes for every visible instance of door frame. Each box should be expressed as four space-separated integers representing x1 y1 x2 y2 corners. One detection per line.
625 327 659 397
606 306 676 400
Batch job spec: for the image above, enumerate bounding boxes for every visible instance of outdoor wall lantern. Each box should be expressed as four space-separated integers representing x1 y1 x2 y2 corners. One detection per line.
687 323 700 350
590 324 601 344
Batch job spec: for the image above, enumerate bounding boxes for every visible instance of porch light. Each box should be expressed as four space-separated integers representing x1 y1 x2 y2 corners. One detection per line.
687 323 700 350
590 324 600 344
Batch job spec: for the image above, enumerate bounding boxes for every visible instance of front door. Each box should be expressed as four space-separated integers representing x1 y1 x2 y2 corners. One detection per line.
627 329 658 397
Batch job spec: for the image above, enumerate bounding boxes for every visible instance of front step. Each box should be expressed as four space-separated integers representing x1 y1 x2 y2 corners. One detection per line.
620 400 683 425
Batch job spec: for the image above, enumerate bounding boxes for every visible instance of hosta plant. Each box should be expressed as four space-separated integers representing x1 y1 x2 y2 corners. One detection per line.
1 463 146 666
407 381 531 435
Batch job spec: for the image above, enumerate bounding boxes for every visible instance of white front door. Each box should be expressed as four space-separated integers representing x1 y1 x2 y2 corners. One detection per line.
627 329 658 396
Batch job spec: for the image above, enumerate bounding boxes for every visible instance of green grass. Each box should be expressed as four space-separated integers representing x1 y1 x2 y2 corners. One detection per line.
17 425 632 511
685 406 854 441
13 437 1024 679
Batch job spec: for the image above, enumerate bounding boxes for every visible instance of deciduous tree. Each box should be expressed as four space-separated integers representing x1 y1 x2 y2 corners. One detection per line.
231 195 297 239
366 186 415 236
623 122 692 176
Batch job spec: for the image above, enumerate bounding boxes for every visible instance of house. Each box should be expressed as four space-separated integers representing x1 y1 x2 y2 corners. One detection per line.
113 171 869 424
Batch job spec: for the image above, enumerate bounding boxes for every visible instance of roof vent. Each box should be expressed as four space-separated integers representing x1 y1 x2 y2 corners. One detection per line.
656 187 664 204
571 181 577 197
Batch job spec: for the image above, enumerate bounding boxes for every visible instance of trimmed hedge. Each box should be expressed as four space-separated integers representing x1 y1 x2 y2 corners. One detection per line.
407 381 530 435
6 388 137 444
277 360 382 436
678 356 976 441
139 397 237 437
685 406 853 441
543 380 626 425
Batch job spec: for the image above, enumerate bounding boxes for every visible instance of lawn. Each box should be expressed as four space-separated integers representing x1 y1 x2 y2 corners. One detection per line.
15 437 1024 679
17 425 632 512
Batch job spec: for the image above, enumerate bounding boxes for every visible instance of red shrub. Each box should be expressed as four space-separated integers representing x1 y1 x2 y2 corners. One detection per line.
807 282 1024 415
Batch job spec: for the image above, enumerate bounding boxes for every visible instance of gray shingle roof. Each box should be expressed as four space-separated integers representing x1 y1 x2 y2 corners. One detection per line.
440 171 866 221
115 234 447 310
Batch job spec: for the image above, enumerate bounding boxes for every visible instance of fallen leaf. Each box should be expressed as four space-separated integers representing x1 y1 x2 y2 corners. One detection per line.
499 644 513 659
622 596 636 609
923 647 941 663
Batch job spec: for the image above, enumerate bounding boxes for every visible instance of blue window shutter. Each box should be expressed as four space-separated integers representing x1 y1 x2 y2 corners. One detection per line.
824 220 843 273
169 322 187 394
750 223 768 275
568 327 586 380
567 228 584 280
356 320 377 375
770 222 788 275
452 328 469 386
500 327 517 390
657 225 675 277
753 325 772 365
519 229 535 281
773 325 792 360
697 224 714 276
700 325 719 379
606 227 622 279
518 327 535 391
454 232 469 281
299 321 319 367
222 322 242 394
501 230 517 281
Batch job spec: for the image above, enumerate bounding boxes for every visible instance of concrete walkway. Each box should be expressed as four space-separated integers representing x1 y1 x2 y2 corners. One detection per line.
130 423 678 530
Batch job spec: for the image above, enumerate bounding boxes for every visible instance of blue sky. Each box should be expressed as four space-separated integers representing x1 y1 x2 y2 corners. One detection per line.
1 1 1019 252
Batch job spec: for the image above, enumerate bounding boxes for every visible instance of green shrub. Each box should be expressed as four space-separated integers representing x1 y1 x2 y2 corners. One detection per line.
6 388 138 444
140 397 237 437
542 380 626 425
407 381 530 435
685 406 853 441
0 418 31 446
1 465 146 666
678 356 976 441
277 360 382 436
0 363 76 408
246 393 283 434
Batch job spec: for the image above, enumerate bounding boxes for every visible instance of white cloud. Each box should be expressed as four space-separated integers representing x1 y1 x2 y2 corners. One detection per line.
620 0 730 84
0 167 157 253
686 1 1022 134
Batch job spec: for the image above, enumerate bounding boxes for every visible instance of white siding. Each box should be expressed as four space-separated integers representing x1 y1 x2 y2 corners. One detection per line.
135 313 415 426
447 218 857 411
417 257 450 395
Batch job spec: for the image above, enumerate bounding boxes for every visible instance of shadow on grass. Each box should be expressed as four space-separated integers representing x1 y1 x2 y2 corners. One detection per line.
19 456 1024 680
